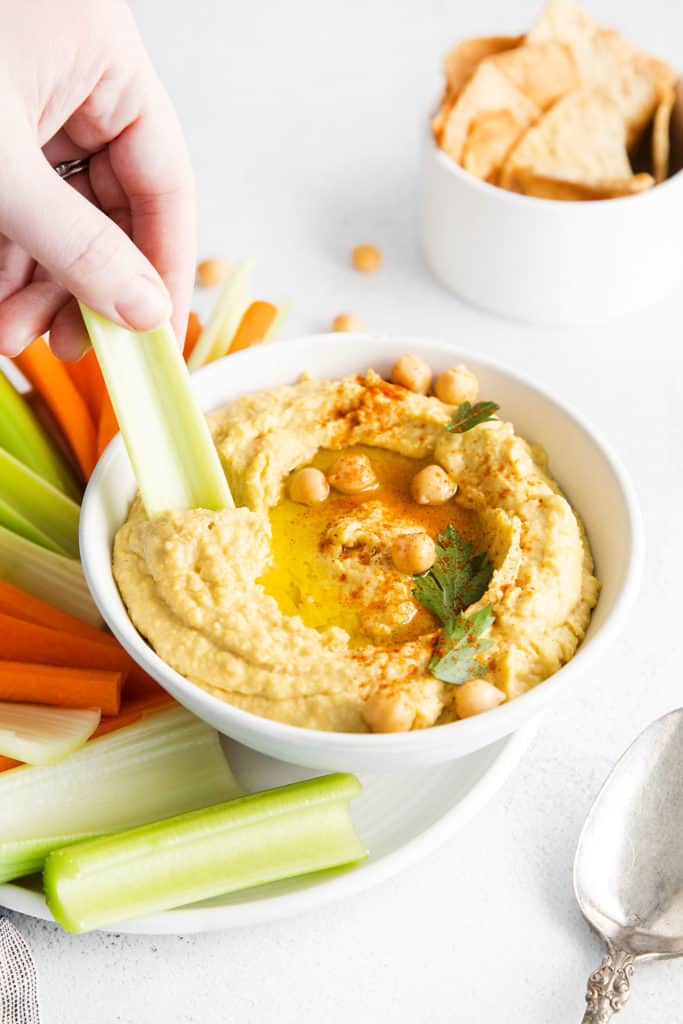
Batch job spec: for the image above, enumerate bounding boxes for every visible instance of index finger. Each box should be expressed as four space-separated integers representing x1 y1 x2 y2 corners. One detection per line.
107 76 196 344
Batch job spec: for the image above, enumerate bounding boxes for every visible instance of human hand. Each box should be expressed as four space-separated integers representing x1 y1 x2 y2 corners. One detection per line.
0 0 195 360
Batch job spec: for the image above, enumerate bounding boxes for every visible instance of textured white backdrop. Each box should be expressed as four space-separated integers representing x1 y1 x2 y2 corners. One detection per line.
6 1 683 1021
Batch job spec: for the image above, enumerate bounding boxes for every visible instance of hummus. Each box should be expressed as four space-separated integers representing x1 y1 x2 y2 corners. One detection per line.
113 369 599 733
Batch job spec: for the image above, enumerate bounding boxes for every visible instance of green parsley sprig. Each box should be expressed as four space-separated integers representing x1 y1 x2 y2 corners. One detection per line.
413 525 495 685
446 401 500 434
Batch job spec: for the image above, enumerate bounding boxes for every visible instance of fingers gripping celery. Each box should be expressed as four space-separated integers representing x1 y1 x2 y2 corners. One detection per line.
45 773 366 933
79 306 233 517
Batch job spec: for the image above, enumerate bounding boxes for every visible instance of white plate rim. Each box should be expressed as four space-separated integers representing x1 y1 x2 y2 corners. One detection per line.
0 721 536 935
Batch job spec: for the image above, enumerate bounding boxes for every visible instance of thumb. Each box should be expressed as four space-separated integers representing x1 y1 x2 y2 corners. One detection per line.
0 151 171 332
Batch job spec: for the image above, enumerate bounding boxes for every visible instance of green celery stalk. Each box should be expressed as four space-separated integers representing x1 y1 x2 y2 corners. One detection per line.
0 369 80 500
0 448 80 557
187 260 252 370
0 703 100 766
0 524 101 625
0 707 240 882
79 306 234 517
44 773 366 933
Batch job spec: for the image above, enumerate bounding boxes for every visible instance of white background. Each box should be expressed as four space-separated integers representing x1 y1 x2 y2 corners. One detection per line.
6 0 683 1021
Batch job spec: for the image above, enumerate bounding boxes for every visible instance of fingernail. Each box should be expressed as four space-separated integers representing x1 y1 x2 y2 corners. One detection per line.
115 276 171 331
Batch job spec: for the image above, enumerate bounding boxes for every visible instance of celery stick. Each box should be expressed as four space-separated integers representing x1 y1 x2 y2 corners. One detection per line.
44 773 365 933
0 707 239 882
79 306 234 517
187 260 252 370
0 703 100 766
0 368 80 500
0 524 101 626
0 448 80 557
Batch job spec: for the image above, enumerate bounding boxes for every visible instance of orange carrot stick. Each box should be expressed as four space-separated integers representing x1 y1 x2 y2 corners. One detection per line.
14 339 98 479
91 692 175 737
65 350 105 422
227 301 277 355
0 756 21 773
0 602 168 699
97 393 118 456
0 612 130 674
183 311 203 361
0 580 116 645
0 662 123 715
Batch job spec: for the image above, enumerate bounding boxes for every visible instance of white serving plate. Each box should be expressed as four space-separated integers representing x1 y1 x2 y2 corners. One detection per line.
0 723 535 935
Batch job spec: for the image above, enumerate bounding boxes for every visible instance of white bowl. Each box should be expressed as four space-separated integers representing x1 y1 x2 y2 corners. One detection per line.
421 87 683 324
80 334 643 772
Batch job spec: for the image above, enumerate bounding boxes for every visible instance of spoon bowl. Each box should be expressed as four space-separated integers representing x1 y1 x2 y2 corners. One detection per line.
574 708 683 1020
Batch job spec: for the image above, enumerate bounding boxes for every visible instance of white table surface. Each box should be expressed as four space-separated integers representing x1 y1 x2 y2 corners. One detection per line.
5 0 683 1020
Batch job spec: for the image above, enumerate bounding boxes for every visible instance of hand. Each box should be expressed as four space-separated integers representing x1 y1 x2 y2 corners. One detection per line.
0 0 196 360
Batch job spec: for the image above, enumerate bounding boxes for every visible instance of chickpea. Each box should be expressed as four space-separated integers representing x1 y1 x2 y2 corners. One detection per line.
391 533 436 575
328 452 378 495
435 364 479 406
455 679 505 719
410 464 457 505
196 258 231 288
390 354 432 394
289 467 330 506
351 243 383 273
332 313 366 333
363 692 415 733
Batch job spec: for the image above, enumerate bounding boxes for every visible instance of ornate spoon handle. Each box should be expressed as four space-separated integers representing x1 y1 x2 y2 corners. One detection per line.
582 948 635 1022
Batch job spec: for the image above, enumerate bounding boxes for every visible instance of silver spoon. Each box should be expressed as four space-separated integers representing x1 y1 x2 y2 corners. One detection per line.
574 708 683 1021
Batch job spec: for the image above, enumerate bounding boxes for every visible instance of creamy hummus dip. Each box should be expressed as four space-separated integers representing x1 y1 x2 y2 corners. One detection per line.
114 368 599 733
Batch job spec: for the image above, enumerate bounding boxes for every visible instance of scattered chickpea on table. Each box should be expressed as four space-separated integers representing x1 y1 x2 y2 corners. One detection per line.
196 258 231 287
332 313 367 333
350 243 383 273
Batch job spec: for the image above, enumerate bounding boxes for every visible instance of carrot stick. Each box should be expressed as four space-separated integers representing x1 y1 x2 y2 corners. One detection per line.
0 602 168 699
0 612 130 674
91 692 175 737
0 662 123 715
14 339 98 479
65 350 105 422
227 301 277 355
0 580 116 645
0 756 21 773
97 393 118 456
183 311 203 361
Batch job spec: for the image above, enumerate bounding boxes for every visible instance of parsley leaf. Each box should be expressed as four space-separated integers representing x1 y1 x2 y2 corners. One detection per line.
413 525 496 686
413 525 493 623
446 401 500 434
428 605 495 684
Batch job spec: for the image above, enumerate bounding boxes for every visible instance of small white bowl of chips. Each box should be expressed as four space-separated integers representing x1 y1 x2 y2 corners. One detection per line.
422 0 683 324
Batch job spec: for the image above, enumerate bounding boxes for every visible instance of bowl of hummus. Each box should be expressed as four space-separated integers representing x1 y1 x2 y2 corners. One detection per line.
80 335 642 772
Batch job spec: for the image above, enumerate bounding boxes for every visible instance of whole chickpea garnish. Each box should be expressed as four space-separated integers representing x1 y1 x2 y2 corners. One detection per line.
289 467 330 506
455 679 505 719
390 354 432 394
363 692 415 733
435 365 479 406
328 452 378 495
391 533 436 575
410 464 457 505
